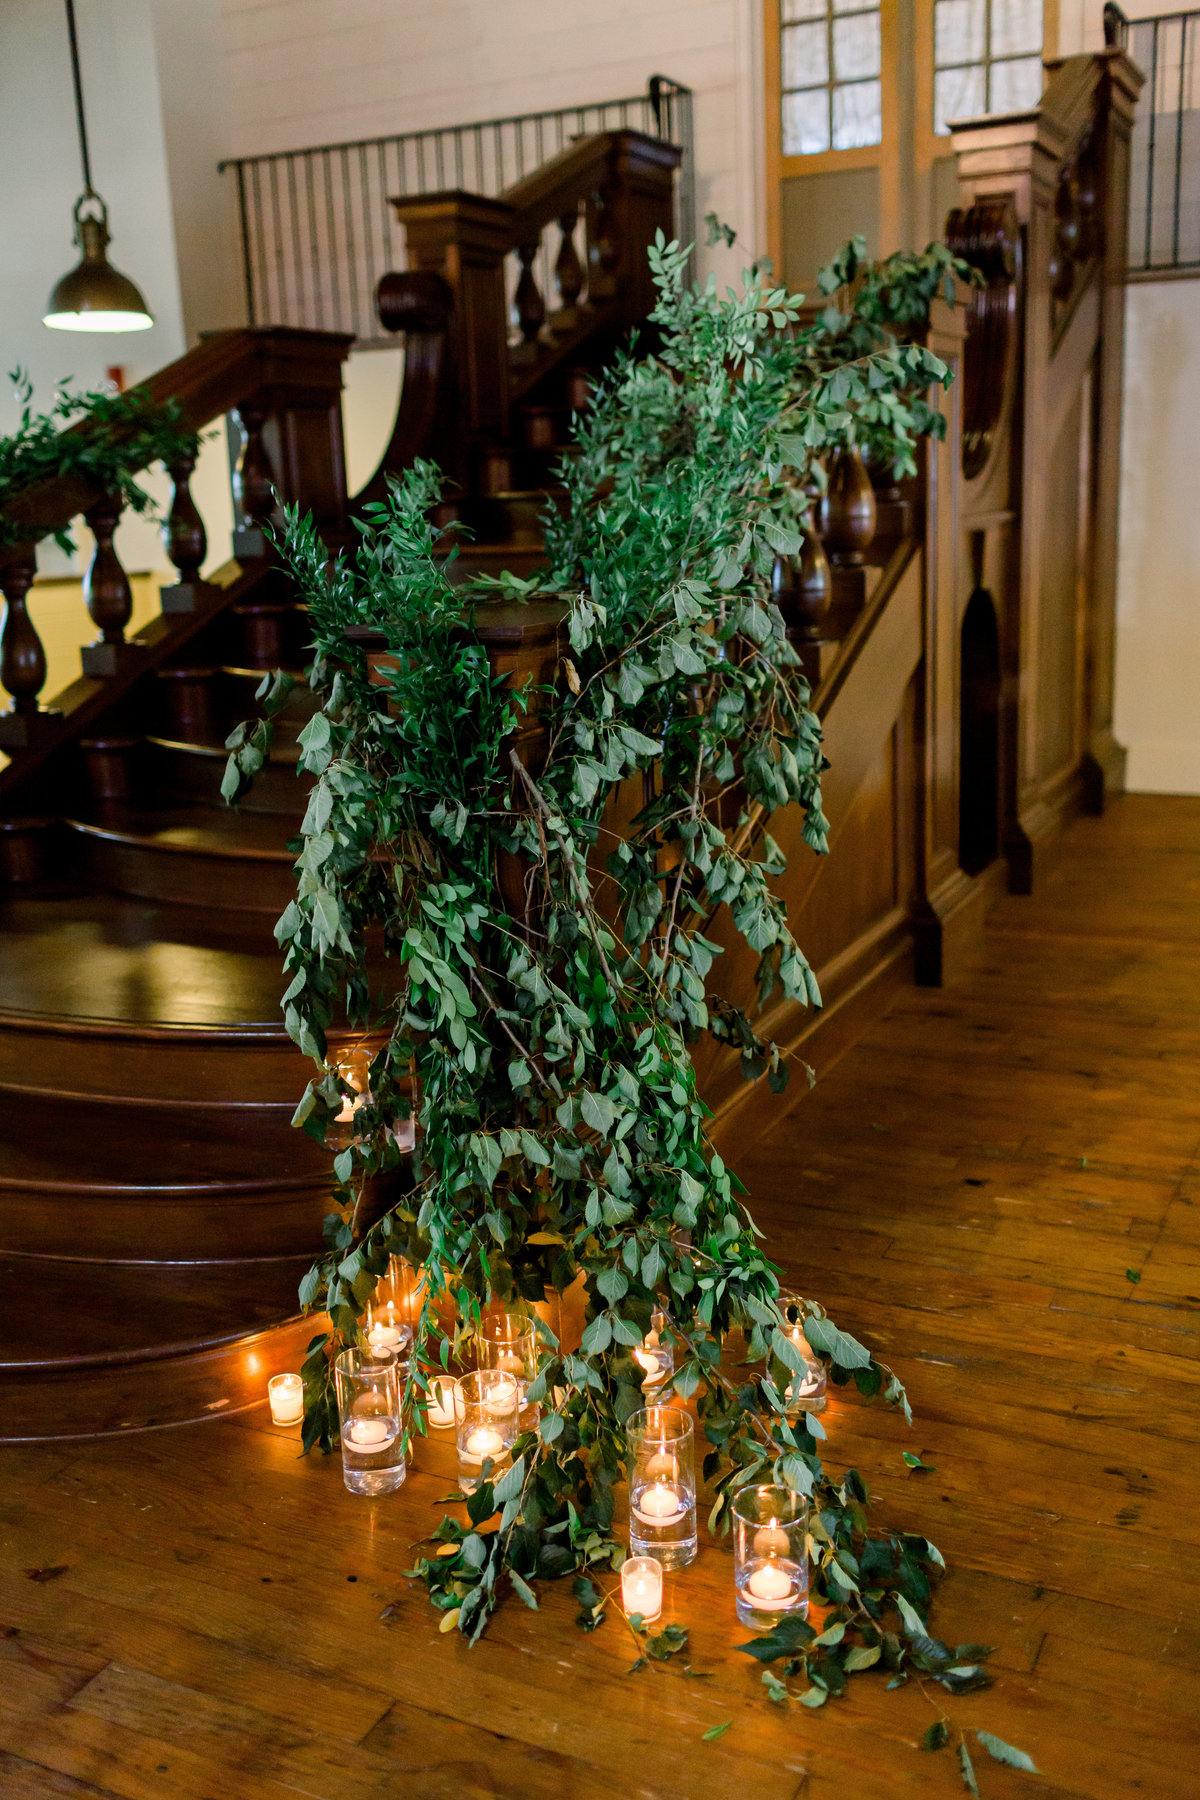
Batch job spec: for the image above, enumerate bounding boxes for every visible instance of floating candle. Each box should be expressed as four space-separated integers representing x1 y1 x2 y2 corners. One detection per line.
746 1561 793 1602
463 1426 505 1464
633 1482 682 1524
345 1417 394 1450
644 1449 678 1480
368 1323 406 1354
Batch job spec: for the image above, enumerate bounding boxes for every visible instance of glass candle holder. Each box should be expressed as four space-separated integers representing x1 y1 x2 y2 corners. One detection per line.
454 1370 519 1493
732 1483 809 1630
634 1307 676 1392
626 1405 697 1570
334 1346 407 1496
425 1373 459 1431
364 1294 413 1359
268 1372 304 1425
778 1292 828 1416
478 1310 539 1429
620 1554 663 1622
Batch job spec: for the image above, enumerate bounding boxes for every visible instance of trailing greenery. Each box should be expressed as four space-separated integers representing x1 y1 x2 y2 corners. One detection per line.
0 370 199 552
227 229 1031 1776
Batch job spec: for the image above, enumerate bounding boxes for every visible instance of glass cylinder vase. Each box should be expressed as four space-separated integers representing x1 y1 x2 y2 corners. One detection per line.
732 1483 809 1630
626 1405 697 1570
777 1292 828 1416
478 1310 539 1429
334 1346 406 1496
454 1370 519 1494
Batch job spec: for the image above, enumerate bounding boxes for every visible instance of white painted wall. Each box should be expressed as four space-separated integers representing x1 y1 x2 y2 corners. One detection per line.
218 0 766 279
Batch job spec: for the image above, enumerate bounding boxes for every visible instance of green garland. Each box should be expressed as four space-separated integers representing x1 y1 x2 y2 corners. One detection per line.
0 369 199 552
227 232 1034 1777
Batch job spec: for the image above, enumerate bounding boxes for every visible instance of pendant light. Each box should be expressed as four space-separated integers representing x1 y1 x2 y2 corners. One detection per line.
44 0 153 333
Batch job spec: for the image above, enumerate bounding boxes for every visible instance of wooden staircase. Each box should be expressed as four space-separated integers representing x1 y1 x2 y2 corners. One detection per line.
0 130 682 1439
0 45 1141 1439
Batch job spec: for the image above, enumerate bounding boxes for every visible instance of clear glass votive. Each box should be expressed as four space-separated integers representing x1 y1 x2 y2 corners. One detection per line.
364 1292 413 1359
268 1372 304 1425
334 1346 406 1496
621 1554 663 1622
627 1405 697 1571
478 1310 539 1429
778 1292 828 1416
634 1306 676 1392
454 1370 519 1494
425 1372 459 1431
732 1483 809 1630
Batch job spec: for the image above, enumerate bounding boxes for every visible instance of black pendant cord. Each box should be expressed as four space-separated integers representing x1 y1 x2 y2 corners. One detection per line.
64 0 94 195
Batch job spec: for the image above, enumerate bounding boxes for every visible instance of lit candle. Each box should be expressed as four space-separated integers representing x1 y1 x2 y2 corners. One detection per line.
484 1389 517 1419
633 1481 682 1523
368 1323 406 1354
426 1376 457 1429
753 1519 791 1557
644 1449 677 1480
462 1426 505 1464
747 1561 793 1604
620 1555 663 1622
345 1417 394 1450
268 1373 304 1425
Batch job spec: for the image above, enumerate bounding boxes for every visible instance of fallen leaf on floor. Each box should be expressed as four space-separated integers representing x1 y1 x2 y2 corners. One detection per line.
26 1566 69 1583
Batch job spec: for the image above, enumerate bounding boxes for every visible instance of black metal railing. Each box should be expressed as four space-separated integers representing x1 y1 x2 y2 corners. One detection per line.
220 76 694 345
1127 9 1200 274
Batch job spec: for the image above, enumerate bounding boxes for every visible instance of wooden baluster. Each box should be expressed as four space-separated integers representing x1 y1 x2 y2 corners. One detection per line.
160 450 210 615
0 551 47 734
514 240 546 347
772 524 835 691
587 185 620 300
81 489 134 677
232 401 277 558
553 210 585 329
822 449 877 568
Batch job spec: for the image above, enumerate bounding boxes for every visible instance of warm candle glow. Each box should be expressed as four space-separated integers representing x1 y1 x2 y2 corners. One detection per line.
345 1417 394 1449
753 1519 791 1557
644 1449 677 1480
268 1373 304 1425
620 1555 663 1622
463 1426 505 1463
426 1376 457 1428
633 1481 682 1523
747 1561 793 1603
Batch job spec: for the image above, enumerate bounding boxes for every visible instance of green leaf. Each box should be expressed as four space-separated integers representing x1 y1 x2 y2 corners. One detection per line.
975 1731 1038 1773
799 1686 827 1709
1126 1267 1141 1284
804 1315 871 1370
843 1644 881 1672
902 1451 937 1472
958 1740 980 1797
702 1721 732 1742
922 1722 949 1752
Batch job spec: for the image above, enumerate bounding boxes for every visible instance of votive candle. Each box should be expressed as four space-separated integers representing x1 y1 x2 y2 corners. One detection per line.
268 1373 304 1425
621 1555 663 1622
426 1375 458 1429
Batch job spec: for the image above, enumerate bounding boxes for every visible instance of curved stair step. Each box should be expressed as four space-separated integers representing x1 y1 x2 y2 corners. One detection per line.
65 804 296 912
0 1255 319 1440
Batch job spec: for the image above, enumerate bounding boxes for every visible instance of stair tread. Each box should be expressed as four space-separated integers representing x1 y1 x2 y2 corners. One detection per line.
67 803 295 863
0 1088 328 1192
0 1255 306 1370
0 886 290 1028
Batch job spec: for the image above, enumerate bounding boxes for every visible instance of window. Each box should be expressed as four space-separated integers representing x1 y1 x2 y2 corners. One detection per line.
780 0 883 157
933 0 1044 135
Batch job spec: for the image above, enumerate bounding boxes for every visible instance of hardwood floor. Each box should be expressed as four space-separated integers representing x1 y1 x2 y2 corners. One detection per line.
2 793 1197 1799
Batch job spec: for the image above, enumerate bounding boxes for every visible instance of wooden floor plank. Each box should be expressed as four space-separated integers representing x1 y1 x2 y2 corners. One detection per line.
2 795 1199 1795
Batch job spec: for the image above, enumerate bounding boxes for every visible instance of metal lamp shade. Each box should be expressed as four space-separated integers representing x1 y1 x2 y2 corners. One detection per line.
44 204 153 333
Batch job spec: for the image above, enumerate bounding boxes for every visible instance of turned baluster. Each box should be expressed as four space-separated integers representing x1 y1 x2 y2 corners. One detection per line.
514 241 546 345
160 449 209 615
771 528 832 647
79 489 134 677
232 401 277 556
0 551 46 719
822 449 877 567
554 210 585 321
588 185 620 299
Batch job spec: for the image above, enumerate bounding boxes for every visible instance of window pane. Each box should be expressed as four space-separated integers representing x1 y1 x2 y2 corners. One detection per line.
782 0 826 17
783 86 831 155
833 11 880 81
833 0 871 11
832 78 882 148
935 0 985 67
990 0 1042 58
935 62 985 133
782 20 829 90
989 53 1043 112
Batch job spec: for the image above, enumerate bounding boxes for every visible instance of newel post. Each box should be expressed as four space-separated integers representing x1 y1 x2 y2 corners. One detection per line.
388 191 515 484
229 328 355 560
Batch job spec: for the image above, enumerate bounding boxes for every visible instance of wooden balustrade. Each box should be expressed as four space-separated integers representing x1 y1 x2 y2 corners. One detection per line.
0 325 353 781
